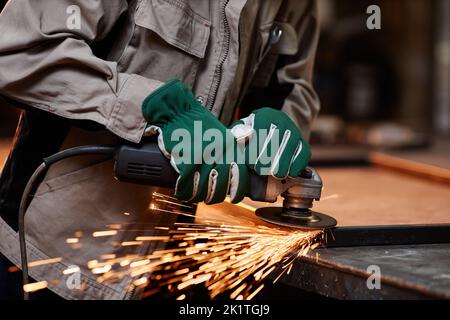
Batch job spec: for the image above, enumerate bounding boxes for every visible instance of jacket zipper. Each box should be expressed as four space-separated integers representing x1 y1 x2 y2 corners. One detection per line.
207 0 231 111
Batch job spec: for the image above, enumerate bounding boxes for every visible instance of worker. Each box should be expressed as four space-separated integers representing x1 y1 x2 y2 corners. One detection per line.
0 0 320 299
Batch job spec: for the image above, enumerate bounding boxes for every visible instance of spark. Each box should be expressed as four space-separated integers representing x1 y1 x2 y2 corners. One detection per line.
151 207 196 219
136 236 170 242
287 263 293 275
66 238 79 244
93 230 118 237
152 193 193 209
23 281 48 293
130 259 150 268
28 257 62 268
88 260 99 269
86 222 323 300
133 277 148 286
246 284 265 300
121 241 143 247
92 265 112 275
120 260 131 267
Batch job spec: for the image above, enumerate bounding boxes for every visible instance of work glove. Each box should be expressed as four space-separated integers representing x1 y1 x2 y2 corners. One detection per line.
230 108 311 179
142 80 249 204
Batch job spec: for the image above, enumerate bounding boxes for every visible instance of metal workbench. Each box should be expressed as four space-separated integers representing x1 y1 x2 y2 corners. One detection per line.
280 244 450 299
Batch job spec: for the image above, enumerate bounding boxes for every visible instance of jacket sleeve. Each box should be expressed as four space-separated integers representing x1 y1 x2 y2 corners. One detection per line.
277 0 320 141
0 0 163 143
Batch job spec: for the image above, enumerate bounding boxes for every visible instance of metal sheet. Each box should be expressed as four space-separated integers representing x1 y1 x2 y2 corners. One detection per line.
279 244 450 299
324 224 450 247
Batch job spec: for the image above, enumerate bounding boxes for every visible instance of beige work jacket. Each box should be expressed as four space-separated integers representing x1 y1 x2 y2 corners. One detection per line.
0 0 320 299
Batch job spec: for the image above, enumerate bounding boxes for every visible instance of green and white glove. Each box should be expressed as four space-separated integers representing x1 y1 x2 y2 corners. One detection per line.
230 108 311 179
142 80 249 204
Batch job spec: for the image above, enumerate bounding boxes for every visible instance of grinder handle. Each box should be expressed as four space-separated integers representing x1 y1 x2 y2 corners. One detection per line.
114 139 275 202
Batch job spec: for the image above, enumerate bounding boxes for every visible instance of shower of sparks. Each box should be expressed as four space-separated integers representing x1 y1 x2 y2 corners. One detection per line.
56 192 325 300
88 222 323 300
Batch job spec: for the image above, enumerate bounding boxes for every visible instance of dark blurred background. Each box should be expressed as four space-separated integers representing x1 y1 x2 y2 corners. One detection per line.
311 0 449 156
1 0 449 162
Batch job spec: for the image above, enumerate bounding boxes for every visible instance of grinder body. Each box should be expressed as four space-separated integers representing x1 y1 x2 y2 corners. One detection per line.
114 141 336 230
114 141 273 201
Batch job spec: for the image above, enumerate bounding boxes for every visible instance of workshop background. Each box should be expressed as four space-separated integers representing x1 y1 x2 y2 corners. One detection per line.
1 0 450 300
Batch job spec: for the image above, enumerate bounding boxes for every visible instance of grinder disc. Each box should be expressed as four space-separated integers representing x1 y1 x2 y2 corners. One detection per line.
256 207 337 230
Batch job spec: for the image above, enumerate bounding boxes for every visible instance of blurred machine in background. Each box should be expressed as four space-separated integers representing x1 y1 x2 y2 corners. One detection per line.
313 0 449 154
433 0 450 135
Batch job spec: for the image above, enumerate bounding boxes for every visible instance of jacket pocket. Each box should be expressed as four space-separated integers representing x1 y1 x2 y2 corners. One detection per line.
119 0 211 87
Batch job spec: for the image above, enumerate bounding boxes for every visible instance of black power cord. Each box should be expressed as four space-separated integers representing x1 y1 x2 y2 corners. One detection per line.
18 145 116 300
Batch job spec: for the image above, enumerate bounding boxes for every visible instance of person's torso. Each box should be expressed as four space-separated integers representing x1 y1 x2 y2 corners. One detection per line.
0 0 310 300
106 0 295 122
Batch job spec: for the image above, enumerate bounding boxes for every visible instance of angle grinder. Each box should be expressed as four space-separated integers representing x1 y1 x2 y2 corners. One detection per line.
114 141 337 230
18 138 336 299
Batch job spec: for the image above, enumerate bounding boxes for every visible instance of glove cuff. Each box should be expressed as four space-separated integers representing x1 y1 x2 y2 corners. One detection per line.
142 79 199 127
